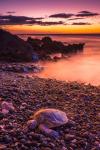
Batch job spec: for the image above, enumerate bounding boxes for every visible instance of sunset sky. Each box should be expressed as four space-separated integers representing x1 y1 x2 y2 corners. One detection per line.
0 0 100 34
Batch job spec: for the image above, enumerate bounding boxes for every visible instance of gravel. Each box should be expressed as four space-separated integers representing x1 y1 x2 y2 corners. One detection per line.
0 72 100 150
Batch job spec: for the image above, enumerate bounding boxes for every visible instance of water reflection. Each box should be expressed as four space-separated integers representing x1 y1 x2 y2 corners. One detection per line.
36 36 100 85
20 35 100 85
36 53 100 85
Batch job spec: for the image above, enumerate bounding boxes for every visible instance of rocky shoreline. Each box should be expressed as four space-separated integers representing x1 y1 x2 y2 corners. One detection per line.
0 63 43 73
0 72 100 150
0 29 85 62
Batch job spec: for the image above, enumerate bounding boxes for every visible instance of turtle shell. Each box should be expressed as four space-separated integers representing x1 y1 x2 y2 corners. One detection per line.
33 108 68 128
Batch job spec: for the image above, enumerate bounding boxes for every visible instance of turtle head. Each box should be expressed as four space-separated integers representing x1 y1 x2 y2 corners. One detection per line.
27 119 37 130
66 119 75 127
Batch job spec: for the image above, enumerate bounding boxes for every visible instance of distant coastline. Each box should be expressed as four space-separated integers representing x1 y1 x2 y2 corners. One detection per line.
17 33 100 36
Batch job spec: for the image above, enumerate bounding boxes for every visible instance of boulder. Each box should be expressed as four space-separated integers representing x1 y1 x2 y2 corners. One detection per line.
27 37 41 52
0 29 34 62
27 36 85 57
41 36 52 44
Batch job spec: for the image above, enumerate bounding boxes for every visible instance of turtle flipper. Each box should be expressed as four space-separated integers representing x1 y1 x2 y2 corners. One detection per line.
27 119 37 130
49 130 59 139
39 124 59 139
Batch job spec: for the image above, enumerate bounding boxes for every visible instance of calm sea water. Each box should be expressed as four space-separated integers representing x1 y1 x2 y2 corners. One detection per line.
19 35 100 85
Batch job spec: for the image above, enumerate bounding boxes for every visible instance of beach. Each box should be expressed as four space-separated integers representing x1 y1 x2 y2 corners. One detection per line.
0 0 100 149
0 71 100 150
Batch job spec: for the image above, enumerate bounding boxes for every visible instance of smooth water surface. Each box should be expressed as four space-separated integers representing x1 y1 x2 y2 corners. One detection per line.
20 35 100 85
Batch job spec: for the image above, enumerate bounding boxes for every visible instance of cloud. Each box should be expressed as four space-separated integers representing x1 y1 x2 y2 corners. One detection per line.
36 21 63 26
76 11 99 17
6 11 16 14
72 22 91 25
49 11 99 19
34 17 43 20
0 15 34 25
0 15 63 26
68 17 85 20
49 13 73 18
0 11 98 26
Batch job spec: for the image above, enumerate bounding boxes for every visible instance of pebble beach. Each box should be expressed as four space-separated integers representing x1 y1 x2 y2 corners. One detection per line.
0 71 100 150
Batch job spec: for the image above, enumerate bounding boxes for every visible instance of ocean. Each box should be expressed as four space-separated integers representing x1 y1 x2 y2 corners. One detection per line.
19 34 100 85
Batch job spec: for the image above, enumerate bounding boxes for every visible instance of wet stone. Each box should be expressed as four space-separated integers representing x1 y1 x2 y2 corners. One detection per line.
49 142 55 148
65 134 75 141
3 135 12 144
0 144 7 149
0 113 4 120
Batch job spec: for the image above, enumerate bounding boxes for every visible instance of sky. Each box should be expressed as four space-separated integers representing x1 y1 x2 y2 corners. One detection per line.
0 0 100 34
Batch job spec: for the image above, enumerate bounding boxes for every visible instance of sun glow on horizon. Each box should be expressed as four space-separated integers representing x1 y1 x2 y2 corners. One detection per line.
3 24 100 34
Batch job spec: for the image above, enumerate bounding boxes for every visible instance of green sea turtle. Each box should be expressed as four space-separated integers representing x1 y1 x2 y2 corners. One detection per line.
27 108 69 138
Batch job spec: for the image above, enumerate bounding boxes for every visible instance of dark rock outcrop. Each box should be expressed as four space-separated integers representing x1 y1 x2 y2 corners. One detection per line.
0 29 34 62
27 37 41 52
0 29 85 62
27 36 85 58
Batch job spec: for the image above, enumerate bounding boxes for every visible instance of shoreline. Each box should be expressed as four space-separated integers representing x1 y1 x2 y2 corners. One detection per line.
0 72 100 149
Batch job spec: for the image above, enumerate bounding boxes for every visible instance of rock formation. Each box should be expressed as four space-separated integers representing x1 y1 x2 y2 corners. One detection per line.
0 29 35 62
27 36 85 58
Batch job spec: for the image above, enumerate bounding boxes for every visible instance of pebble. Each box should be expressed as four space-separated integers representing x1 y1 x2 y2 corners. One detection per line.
0 63 43 73
62 147 68 150
65 134 75 141
3 135 12 144
0 112 4 119
0 72 99 149
0 144 7 149
1 101 15 115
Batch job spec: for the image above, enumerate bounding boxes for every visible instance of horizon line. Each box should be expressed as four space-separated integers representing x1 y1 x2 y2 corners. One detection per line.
17 33 100 36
